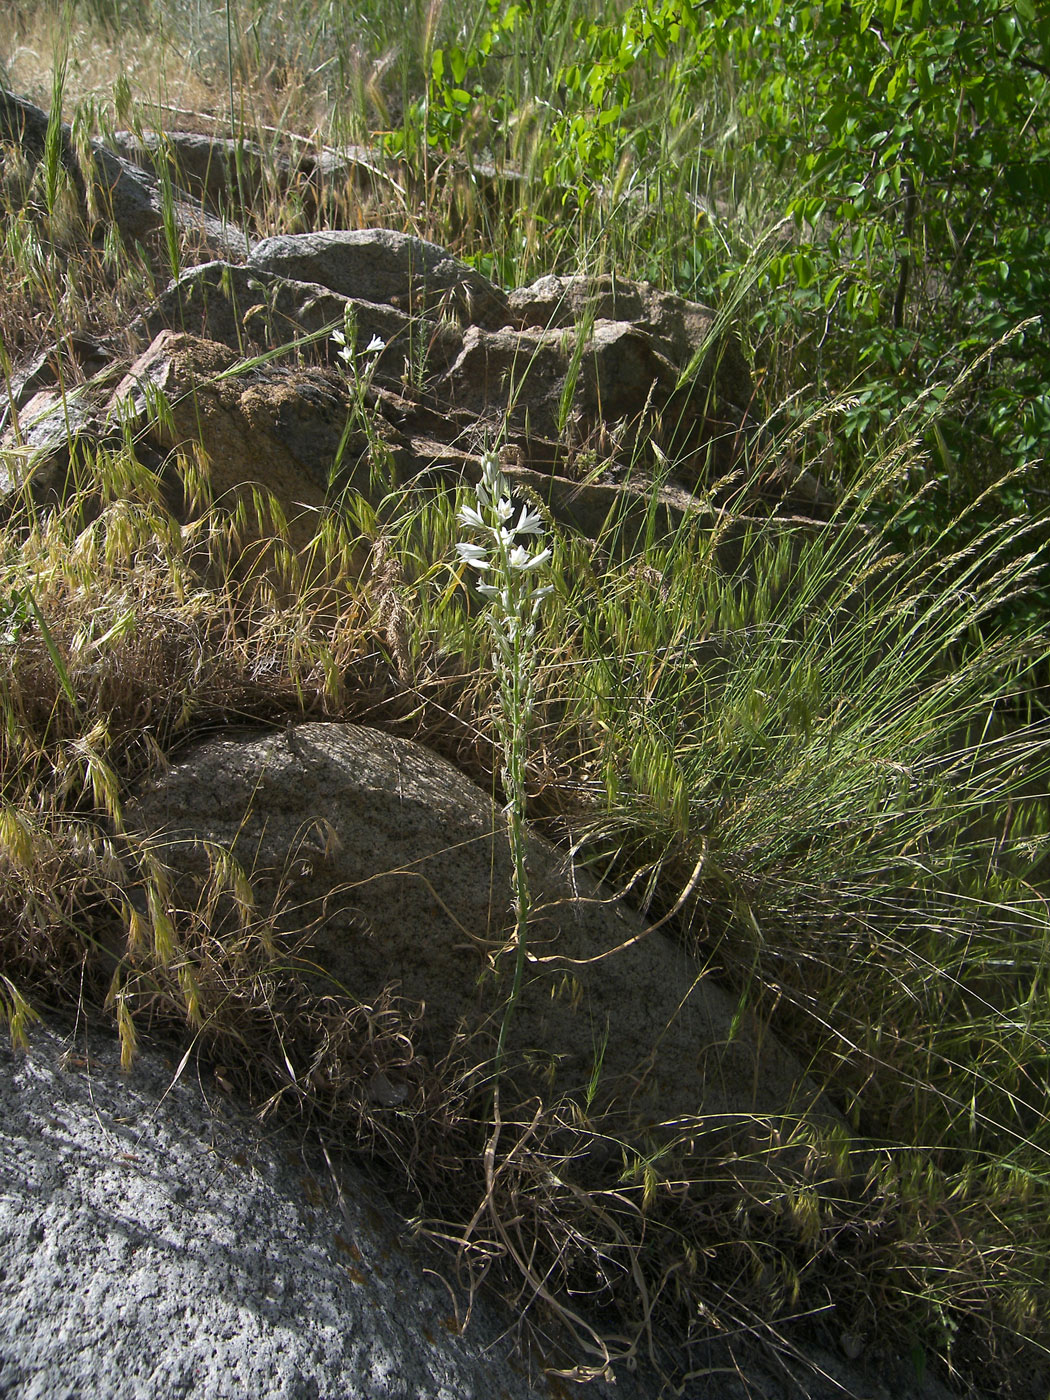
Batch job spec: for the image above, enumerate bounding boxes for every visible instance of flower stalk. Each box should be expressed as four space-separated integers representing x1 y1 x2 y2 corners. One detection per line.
456 451 552 1076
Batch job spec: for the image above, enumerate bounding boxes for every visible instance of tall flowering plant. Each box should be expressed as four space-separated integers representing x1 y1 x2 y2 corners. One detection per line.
332 309 390 492
456 451 552 1072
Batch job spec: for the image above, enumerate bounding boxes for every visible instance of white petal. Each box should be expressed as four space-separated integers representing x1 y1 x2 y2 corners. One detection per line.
512 504 544 536
365 334 386 353
457 504 486 529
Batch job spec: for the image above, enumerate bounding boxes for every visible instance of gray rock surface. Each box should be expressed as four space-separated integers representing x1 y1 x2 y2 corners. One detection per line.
106 331 359 547
110 130 400 220
506 271 753 409
0 1019 648 1400
248 229 511 330
0 385 100 504
441 317 702 445
1 196 787 528
131 261 440 371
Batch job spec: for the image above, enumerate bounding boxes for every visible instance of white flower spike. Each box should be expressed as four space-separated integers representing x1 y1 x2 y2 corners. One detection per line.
456 451 553 651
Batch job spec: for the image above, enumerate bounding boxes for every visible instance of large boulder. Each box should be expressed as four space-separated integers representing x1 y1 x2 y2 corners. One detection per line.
0 1019 654 1400
127 233 759 494
440 315 735 458
123 720 834 1146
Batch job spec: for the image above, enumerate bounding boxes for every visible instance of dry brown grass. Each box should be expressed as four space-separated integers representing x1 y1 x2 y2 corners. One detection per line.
1 7 225 123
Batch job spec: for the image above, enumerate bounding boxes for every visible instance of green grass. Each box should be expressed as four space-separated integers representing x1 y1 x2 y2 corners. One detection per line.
1 3 1049 1394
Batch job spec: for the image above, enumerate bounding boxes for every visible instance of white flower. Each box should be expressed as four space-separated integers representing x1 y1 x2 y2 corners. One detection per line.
512 503 544 536
457 454 552 628
332 326 384 368
508 544 551 571
452 448 551 1081
456 541 491 570
331 328 354 365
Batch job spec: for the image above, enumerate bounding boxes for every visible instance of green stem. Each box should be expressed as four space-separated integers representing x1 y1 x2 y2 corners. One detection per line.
493 581 532 1080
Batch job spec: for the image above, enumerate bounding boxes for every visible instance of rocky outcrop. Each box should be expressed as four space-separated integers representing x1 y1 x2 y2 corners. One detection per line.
2 222 799 552
0 90 825 533
0 95 860 1399
0 82 821 530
